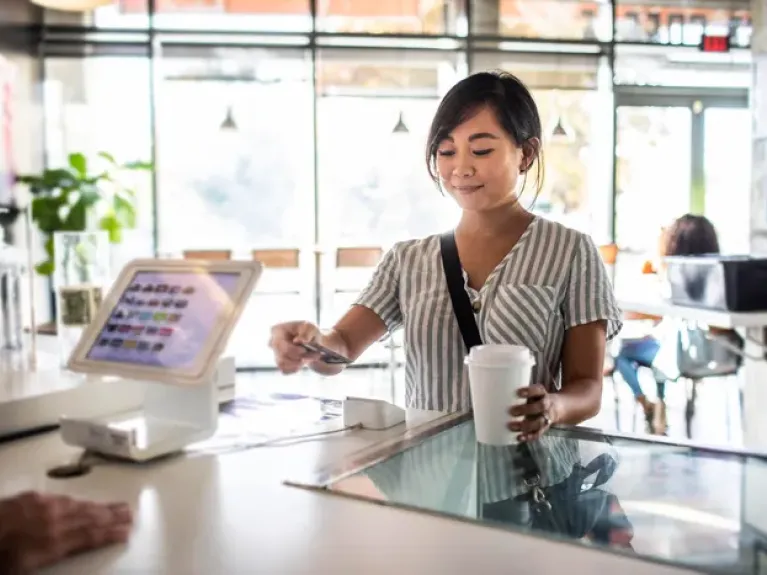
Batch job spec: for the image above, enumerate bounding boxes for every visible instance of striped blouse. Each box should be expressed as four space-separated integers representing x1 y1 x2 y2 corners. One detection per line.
355 216 623 503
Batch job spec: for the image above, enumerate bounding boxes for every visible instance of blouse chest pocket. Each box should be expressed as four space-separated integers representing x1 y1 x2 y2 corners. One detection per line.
485 284 557 353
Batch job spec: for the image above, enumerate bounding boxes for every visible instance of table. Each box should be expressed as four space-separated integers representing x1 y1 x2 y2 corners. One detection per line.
617 296 767 329
618 295 767 535
617 296 767 452
0 337 144 438
0 405 697 574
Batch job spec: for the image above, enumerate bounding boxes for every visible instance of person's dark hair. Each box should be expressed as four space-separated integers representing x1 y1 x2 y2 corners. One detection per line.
664 214 720 256
426 70 544 201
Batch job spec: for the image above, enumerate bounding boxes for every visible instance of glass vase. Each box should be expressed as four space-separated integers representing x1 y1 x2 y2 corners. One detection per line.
53 231 110 366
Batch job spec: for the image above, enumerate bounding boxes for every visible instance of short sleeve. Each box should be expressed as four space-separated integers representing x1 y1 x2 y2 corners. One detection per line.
562 234 623 341
354 245 403 333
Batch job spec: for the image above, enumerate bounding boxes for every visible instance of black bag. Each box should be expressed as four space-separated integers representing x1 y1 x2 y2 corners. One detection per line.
439 231 633 545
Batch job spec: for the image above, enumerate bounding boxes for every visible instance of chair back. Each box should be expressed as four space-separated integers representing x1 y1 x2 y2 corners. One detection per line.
677 327 744 379
182 249 232 261
336 247 383 268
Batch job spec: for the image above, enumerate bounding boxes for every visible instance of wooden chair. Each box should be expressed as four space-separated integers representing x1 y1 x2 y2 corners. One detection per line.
598 243 618 266
252 248 300 269
251 248 301 295
332 247 384 312
182 249 232 261
334 247 398 395
336 247 383 270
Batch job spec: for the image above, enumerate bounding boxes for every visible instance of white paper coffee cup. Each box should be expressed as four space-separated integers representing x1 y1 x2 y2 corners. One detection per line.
465 344 536 446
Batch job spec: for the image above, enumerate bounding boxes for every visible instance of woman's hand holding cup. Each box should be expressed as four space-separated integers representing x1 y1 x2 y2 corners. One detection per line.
508 384 557 442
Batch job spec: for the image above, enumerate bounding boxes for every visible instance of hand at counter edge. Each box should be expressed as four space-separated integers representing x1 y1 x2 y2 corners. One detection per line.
0 491 133 574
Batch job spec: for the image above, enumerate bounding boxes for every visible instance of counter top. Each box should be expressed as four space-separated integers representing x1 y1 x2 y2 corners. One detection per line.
0 416 698 575
617 296 767 328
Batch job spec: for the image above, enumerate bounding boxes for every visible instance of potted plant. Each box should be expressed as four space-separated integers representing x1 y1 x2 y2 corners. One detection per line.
15 151 152 330
16 151 151 275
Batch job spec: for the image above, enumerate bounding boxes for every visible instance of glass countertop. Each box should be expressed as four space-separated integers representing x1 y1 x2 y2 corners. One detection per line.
291 413 767 574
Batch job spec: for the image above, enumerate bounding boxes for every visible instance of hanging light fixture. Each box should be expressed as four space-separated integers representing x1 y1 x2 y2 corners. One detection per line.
392 111 409 134
220 105 238 131
30 0 114 10
549 115 574 143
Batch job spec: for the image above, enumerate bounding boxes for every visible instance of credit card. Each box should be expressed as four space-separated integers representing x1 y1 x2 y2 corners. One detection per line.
298 342 351 365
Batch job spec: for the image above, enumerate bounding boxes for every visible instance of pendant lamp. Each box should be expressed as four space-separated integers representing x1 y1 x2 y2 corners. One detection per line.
392 111 409 134
549 115 574 143
220 106 238 131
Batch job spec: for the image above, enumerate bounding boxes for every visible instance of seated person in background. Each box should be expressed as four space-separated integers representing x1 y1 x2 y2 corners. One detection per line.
0 491 132 573
615 214 720 435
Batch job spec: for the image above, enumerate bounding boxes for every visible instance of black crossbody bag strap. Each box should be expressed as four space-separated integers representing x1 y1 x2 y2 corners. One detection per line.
439 232 482 350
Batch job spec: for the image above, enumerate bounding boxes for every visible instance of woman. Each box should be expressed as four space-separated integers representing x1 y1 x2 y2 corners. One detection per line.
615 214 720 434
270 70 622 443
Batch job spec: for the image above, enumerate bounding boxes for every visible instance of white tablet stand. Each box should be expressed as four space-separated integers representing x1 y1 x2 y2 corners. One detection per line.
59 356 234 462
57 258 261 463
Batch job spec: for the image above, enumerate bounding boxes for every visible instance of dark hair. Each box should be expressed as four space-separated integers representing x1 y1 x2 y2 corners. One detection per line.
664 214 720 256
425 70 544 200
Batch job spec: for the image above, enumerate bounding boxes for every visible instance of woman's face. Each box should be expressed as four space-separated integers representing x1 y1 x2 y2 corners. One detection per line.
435 105 529 212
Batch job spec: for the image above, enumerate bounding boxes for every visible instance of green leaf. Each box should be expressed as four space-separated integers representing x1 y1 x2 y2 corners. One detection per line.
17 169 76 195
122 161 153 171
68 153 87 177
62 197 87 231
42 168 77 192
43 236 54 259
23 151 146 270
99 213 121 243
77 183 101 208
30 196 65 233
118 186 136 199
35 260 54 276
15 174 41 185
113 194 136 228
98 151 117 165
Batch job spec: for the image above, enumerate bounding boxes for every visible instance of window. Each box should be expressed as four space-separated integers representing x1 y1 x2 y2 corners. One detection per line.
156 45 314 253
614 105 692 252
94 0 311 32
156 45 314 368
43 57 155 265
315 48 462 351
703 107 752 254
470 0 612 41
471 52 613 243
614 0 752 47
614 44 752 88
317 0 459 35
316 48 463 247
48 1 150 29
